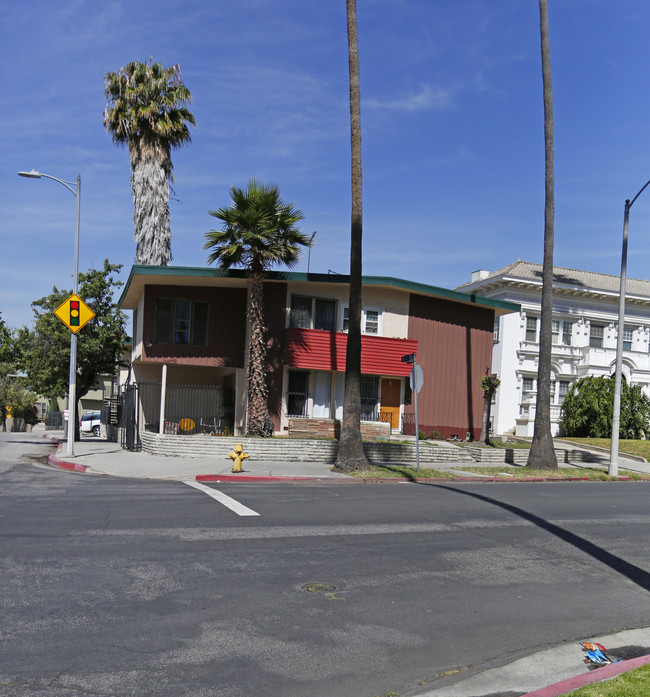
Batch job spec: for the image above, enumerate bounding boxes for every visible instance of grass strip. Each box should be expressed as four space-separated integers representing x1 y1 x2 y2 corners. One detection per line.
558 662 650 696
346 465 650 481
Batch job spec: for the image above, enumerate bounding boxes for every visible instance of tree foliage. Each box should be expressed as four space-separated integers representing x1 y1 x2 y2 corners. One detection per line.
0 313 13 364
559 375 650 439
103 59 196 265
0 314 39 431
0 362 39 430
15 260 127 413
479 374 500 444
204 180 310 437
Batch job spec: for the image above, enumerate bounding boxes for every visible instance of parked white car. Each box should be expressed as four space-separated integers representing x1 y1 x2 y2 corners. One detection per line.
80 411 101 437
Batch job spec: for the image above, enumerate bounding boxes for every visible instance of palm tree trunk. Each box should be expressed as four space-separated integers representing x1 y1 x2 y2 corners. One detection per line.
335 0 369 472
528 0 558 469
246 272 273 437
131 143 172 266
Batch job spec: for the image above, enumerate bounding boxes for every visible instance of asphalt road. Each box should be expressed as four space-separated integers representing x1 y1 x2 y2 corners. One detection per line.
2 432 650 697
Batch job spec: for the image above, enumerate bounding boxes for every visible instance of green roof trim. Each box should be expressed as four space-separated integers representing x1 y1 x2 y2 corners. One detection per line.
118 265 520 314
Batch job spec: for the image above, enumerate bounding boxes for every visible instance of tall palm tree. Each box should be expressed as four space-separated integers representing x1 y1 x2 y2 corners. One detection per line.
528 0 558 469
204 180 310 437
334 0 370 472
103 59 196 266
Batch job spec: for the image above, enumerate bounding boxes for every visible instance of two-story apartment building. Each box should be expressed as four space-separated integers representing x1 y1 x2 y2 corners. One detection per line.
118 265 519 439
456 260 650 437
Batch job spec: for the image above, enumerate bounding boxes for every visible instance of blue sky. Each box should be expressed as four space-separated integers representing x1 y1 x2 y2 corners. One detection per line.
3 1 650 330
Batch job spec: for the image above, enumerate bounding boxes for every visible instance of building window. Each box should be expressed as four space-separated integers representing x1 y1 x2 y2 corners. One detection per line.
287 371 309 417
290 295 312 329
558 381 570 404
551 320 560 344
155 299 173 343
590 323 605 348
493 316 500 343
364 309 380 334
192 301 209 346
623 326 634 352
522 377 535 397
314 299 336 331
154 298 209 346
341 306 382 335
173 299 191 344
553 320 573 346
290 296 336 331
360 375 379 421
525 317 538 342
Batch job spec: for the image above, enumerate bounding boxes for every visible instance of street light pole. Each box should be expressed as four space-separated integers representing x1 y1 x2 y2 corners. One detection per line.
610 179 650 476
18 170 81 457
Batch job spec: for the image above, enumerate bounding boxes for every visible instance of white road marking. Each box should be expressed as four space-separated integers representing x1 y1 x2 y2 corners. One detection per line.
183 481 260 516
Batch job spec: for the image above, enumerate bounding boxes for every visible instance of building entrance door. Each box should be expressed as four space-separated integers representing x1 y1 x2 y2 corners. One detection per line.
380 378 401 429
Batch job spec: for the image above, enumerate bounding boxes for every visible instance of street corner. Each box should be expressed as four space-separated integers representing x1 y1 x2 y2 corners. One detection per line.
47 452 88 473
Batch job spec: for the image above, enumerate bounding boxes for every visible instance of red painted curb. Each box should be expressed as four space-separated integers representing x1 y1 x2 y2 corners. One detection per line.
521 654 650 696
195 473 354 483
47 454 88 473
195 474 631 485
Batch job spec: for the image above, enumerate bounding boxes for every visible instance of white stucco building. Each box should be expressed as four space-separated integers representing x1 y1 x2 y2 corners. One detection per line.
456 260 650 437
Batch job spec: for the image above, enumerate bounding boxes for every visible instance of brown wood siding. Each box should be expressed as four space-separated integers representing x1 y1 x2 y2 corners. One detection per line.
407 295 494 440
143 284 247 367
262 282 288 432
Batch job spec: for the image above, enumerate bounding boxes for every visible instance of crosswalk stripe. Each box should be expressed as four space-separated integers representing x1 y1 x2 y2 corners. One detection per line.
183 481 261 516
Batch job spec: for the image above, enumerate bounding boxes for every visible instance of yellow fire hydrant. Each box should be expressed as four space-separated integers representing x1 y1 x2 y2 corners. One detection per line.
230 443 249 472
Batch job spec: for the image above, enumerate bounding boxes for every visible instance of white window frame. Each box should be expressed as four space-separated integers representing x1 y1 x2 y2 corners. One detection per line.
552 319 573 346
558 380 570 404
340 305 383 336
623 326 634 352
525 316 538 343
522 377 535 397
590 323 605 348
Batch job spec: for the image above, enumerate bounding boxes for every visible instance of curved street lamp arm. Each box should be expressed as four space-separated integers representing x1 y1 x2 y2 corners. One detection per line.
18 170 79 197
628 178 650 209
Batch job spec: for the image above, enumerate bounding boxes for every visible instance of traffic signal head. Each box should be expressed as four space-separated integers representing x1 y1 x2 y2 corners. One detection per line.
70 299 80 327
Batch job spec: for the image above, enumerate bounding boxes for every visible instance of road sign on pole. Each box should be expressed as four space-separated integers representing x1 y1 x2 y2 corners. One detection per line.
410 364 424 394
54 294 95 333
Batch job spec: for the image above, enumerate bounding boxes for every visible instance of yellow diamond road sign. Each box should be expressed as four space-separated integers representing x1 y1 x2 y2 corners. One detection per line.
54 294 95 333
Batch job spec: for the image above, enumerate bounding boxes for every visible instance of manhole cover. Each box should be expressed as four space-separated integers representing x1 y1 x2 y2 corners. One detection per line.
302 582 338 593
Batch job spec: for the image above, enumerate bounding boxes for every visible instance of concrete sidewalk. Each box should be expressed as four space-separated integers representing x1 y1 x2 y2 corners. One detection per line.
43 431 354 481
419 626 650 697
42 430 650 482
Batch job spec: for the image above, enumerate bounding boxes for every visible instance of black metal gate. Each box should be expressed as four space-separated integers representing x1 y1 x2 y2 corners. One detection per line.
120 384 141 451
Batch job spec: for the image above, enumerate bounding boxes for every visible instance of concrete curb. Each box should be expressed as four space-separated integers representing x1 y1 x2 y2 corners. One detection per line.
520 654 650 697
44 453 633 484
47 453 88 473
195 473 357 484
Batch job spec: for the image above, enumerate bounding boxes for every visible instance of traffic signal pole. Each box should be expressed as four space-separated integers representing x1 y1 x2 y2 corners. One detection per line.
65 174 81 457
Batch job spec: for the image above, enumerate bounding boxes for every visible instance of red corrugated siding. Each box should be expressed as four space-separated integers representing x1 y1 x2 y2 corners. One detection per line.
406 295 494 440
286 328 417 376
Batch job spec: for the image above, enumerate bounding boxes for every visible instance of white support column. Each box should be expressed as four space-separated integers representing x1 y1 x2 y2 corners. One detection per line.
159 364 168 435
